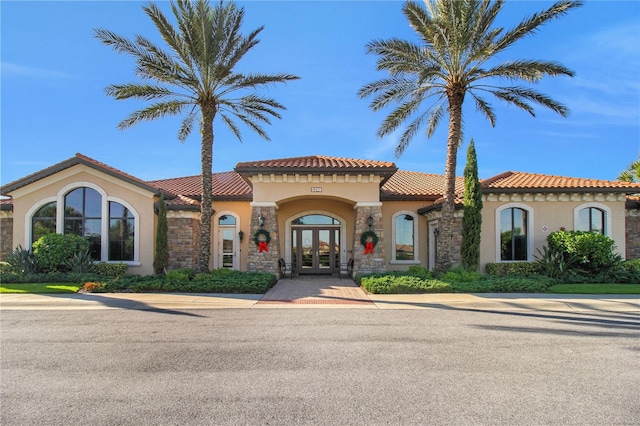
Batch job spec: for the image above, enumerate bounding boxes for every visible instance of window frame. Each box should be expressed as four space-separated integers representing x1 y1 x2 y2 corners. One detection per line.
213 211 240 270
495 203 534 262
574 203 611 236
390 211 420 265
25 182 140 265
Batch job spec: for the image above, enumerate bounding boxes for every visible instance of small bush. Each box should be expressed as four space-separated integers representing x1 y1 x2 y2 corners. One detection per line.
90 262 128 277
360 275 451 294
3 245 39 275
32 233 90 272
547 230 622 274
485 262 540 276
440 267 481 283
406 265 432 279
64 248 94 274
82 281 106 293
452 275 556 293
166 268 195 282
623 259 640 273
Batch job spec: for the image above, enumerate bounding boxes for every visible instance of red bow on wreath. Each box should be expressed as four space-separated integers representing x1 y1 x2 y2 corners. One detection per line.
258 241 269 253
364 242 374 254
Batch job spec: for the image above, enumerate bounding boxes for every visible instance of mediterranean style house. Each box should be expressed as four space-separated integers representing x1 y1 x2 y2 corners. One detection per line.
1 153 639 276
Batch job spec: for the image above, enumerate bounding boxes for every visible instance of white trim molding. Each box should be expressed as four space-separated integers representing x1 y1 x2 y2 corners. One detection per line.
495 202 535 262
573 202 612 236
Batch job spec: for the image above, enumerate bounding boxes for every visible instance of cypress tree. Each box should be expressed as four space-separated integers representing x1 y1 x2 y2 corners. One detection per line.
154 194 169 274
461 139 483 271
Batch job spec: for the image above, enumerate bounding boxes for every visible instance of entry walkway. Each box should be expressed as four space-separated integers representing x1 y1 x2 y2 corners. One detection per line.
256 276 373 306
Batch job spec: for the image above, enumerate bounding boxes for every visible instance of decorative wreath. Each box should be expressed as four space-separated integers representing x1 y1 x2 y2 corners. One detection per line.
360 230 378 248
253 229 271 253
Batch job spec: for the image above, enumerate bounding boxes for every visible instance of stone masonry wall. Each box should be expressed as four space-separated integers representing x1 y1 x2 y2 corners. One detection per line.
247 205 280 274
626 210 640 259
167 216 200 270
352 205 385 275
0 216 13 261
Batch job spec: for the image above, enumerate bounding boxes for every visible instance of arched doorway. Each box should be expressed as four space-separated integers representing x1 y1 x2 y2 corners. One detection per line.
287 213 345 275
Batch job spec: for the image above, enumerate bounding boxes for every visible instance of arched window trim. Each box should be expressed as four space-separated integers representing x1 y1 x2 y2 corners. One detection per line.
390 211 420 265
573 202 611 236
25 183 140 265
213 211 240 270
495 203 535 262
24 197 57 248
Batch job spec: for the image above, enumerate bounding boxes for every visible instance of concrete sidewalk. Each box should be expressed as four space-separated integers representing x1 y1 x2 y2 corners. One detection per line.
2 291 638 313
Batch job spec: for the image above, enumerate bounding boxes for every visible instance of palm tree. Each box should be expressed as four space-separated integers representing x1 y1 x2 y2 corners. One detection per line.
358 0 581 272
618 157 640 182
95 0 299 272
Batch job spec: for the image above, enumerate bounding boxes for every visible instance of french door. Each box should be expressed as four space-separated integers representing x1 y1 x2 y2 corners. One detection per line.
292 227 340 274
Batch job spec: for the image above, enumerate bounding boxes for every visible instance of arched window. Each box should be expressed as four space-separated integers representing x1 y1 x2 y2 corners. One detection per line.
499 207 528 261
292 214 340 225
215 213 240 269
109 202 135 261
64 187 102 259
32 202 57 244
576 206 606 234
392 212 418 263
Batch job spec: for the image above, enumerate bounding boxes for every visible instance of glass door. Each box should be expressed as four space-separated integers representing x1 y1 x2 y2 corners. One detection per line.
294 227 339 274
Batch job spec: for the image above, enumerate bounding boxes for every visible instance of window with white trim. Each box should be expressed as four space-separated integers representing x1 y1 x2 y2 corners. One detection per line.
392 212 417 262
32 202 57 244
575 204 608 235
499 206 529 261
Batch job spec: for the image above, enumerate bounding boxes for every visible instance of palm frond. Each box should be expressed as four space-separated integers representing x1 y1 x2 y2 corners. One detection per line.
177 108 198 142
426 101 445 138
478 60 575 82
117 100 189 129
219 112 243 142
492 86 570 116
493 0 583 54
104 84 174 101
470 93 496 127
377 97 424 139
395 110 430 158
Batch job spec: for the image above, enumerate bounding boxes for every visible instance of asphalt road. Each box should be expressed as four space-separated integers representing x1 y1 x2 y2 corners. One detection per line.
2 307 638 425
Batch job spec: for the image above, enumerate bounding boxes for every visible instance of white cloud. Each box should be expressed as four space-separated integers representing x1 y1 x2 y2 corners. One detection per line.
2 62 74 79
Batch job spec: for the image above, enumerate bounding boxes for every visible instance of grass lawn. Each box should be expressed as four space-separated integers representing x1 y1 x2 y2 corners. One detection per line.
0 283 82 294
547 283 640 294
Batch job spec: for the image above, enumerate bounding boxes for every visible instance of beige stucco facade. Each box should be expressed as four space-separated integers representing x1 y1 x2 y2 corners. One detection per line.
5 164 157 275
1 154 638 277
479 192 628 271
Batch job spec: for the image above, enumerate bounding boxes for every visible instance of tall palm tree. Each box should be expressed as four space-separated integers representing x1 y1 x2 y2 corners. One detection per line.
95 0 299 272
358 0 581 272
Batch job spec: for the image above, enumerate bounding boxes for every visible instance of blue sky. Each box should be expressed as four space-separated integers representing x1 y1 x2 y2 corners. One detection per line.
2 0 639 186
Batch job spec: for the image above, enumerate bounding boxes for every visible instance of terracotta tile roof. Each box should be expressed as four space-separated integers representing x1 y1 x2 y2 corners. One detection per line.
482 171 640 193
0 153 160 196
235 155 397 174
150 171 252 199
381 170 464 200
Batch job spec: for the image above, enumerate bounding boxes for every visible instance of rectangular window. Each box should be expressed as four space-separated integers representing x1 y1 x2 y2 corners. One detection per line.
500 208 528 261
108 202 134 261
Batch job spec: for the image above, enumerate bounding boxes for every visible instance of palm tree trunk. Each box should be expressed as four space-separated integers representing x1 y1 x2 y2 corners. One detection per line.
436 89 464 273
197 103 215 273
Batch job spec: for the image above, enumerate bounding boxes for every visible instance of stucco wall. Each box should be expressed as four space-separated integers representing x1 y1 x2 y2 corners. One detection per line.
479 194 627 271
7 165 157 275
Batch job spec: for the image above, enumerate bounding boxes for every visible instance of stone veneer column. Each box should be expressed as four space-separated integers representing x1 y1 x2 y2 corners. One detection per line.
0 211 13 260
247 202 280 274
352 202 385 275
166 211 200 270
626 209 640 259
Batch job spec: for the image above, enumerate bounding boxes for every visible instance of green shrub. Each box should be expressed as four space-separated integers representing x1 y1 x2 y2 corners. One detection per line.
90 262 128 277
360 275 451 294
32 233 90 272
547 230 622 273
535 245 577 280
3 245 39 274
64 248 94 274
623 259 640 273
440 266 481 283
407 265 432 279
452 275 555 293
166 268 195 282
485 262 540 276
